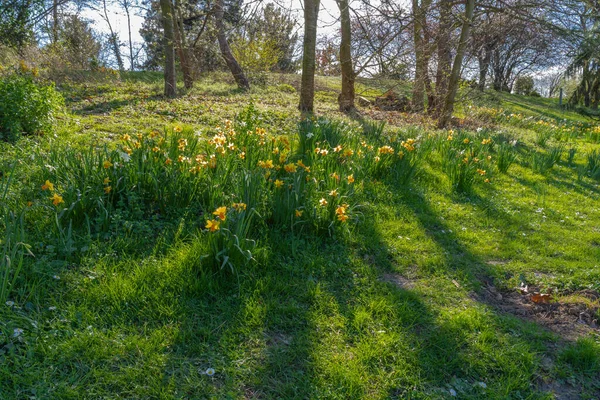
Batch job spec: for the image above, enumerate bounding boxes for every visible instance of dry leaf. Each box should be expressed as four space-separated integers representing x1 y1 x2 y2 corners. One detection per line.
530 293 552 304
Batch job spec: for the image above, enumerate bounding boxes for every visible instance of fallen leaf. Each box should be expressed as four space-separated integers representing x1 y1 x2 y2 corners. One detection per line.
530 293 552 304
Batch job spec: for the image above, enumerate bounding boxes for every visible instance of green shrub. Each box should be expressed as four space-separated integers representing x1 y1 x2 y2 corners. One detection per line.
0 68 64 141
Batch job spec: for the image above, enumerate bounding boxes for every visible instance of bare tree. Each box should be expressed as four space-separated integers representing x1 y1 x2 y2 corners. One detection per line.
438 0 476 128
299 0 320 114
411 0 433 112
116 0 136 70
160 0 177 97
101 0 124 71
173 0 194 89
215 0 250 90
337 0 355 113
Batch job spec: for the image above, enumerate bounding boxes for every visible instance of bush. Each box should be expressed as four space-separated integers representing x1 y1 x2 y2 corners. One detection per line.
0 66 64 141
514 76 535 95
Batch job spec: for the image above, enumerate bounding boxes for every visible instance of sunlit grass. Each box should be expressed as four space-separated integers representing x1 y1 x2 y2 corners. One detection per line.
1 74 599 399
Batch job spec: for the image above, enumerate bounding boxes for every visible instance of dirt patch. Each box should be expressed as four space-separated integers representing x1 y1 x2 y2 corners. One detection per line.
485 260 508 266
265 332 291 347
537 378 585 400
475 285 599 341
380 273 416 290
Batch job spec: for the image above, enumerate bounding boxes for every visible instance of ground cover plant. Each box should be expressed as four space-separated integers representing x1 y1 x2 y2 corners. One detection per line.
1 72 599 399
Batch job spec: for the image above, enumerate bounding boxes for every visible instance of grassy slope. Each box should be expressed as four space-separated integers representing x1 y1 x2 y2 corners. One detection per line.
1 72 599 399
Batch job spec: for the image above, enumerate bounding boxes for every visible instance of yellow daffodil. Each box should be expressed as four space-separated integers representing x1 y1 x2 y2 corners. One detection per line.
165 158 172 165
104 186 112 194
206 219 220 232
274 179 284 188
319 198 328 206
122 134 131 141
295 210 303 217
103 160 113 169
329 189 338 197
335 204 348 215
103 177 111 185
213 206 227 221
42 180 54 191
258 160 274 169
284 163 297 173
347 174 355 184
232 203 247 211
378 146 394 155
463 138 470 144
337 213 349 222
477 169 486 176
50 193 64 206
174 125 183 133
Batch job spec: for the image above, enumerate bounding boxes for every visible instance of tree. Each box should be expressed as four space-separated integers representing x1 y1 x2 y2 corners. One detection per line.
0 0 38 49
55 13 101 69
116 0 138 70
437 0 476 128
411 0 433 112
514 75 534 95
215 0 249 90
173 0 194 88
337 0 355 113
299 0 320 114
101 0 125 71
160 0 177 97
244 3 298 73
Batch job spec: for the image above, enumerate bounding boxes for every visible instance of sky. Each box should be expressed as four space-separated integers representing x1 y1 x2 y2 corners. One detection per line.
82 0 343 50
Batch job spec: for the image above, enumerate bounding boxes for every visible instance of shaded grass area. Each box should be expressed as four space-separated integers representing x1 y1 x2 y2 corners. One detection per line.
1 73 600 399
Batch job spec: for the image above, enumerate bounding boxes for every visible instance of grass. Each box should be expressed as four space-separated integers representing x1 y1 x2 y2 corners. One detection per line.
1 71 599 399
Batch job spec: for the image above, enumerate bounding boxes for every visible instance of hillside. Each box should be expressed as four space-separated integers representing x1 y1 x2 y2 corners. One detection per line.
1 72 599 399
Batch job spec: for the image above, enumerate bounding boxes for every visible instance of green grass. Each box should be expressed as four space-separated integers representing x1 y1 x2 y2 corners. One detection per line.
1 72 599 399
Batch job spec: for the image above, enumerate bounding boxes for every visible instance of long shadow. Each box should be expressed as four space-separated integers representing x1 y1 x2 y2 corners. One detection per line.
373 178 591 395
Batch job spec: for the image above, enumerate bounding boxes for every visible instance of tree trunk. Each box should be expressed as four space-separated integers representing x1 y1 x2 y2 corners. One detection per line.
215 0 249 90
437 0 476 128
433 0 452 116
160 0 177 97
103 0 124 71
412 0 425 112
477 46 491 91
299 0 320 114
52 0 59 44
123 0 135 71
174 0 194 89
337 0 355 113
